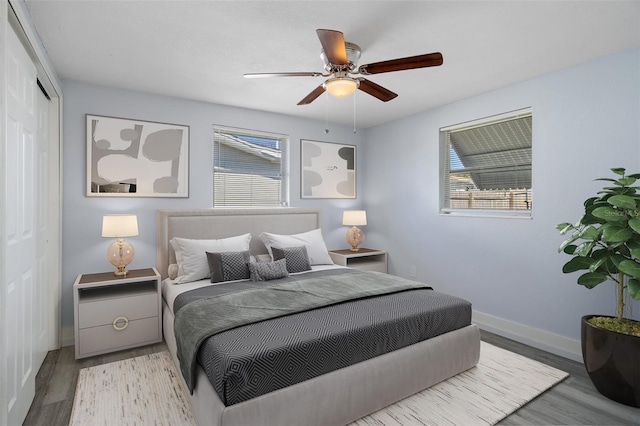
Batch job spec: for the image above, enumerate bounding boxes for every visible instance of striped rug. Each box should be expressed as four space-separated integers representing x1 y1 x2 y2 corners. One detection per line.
70 342 568 426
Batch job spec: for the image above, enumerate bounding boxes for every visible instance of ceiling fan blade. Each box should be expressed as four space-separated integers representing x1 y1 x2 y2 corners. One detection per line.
358 52 443 75
297 85 326 105
316 29 348 65
244 72 323 78
357 78 398 102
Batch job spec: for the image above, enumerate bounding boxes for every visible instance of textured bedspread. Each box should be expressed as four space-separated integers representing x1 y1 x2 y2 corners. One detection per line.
174 269 472 405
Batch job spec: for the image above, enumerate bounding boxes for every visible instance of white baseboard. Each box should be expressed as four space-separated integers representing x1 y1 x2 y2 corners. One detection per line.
472 310 582 363
61 326 74 347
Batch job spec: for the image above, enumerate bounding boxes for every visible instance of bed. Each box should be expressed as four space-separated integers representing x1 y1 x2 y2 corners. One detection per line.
157 208 481 426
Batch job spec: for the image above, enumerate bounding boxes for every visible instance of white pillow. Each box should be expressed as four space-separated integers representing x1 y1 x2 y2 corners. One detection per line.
259 229 333 265
170 234 251 283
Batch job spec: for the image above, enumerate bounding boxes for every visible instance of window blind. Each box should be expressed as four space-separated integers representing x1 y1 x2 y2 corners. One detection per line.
213 126 289 207
442 109 532 214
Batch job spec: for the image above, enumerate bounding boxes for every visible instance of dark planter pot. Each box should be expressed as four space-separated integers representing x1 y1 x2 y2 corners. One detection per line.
581 315 640 407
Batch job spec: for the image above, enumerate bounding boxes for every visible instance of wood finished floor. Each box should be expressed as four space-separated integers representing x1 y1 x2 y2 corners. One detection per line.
23 331 639 426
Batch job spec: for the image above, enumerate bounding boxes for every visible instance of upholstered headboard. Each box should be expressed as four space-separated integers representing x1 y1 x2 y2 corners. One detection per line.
156 208 322 279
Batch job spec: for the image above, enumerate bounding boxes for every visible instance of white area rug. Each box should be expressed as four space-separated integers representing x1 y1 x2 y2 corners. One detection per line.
350 342 569 426
70 342 568 426
69 351 197 426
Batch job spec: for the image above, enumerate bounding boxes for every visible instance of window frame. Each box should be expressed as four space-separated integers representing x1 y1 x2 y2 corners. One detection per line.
439 108 533 218
213 125 290 208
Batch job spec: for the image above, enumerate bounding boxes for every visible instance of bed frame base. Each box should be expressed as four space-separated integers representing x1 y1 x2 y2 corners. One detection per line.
165 307 480 426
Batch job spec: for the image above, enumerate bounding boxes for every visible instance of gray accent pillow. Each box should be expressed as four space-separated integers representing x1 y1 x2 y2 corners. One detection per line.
272 246 312 273
206 250 251 283
249 259 289 281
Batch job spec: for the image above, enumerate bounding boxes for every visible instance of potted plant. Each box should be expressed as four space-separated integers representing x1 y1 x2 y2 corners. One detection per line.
557 168 640 407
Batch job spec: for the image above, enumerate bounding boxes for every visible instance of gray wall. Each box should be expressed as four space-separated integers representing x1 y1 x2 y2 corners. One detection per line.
362 47 640 359
61 80 364 337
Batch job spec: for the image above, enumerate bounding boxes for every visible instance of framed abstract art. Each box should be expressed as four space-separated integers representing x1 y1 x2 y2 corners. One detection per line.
86 114 189 197
300 139 356 199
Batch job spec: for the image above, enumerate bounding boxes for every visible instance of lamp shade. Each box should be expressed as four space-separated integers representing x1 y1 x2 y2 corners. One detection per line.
324 78 359 97
343 210 367 226
102 214 139 238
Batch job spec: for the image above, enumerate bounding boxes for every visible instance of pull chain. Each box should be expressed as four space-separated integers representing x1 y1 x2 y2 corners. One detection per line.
353 89 357 134
324 90 330 134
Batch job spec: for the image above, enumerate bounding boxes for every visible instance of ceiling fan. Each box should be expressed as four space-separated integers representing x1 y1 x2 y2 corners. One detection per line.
244 29 443 106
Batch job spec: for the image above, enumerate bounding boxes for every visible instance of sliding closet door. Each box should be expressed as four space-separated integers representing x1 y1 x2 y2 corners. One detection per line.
33 88 50 370
4 22 39 426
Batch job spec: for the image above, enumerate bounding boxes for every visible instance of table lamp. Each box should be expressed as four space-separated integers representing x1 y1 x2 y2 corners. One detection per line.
102 214 138 276
343 210 367 252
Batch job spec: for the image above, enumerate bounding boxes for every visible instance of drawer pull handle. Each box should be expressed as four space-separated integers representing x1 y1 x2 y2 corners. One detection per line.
112 316 129 331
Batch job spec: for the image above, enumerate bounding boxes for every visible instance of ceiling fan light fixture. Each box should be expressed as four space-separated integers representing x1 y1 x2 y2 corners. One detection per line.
324 78 359 97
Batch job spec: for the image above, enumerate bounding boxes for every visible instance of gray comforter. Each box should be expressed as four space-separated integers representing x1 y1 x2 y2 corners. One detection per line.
174 269 432 392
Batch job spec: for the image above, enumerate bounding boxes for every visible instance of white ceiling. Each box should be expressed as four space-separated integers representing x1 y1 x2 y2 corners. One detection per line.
24 1 640 128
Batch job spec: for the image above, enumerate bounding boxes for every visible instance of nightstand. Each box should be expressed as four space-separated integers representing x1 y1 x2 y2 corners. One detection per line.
73 267 162 359
329 248 387 273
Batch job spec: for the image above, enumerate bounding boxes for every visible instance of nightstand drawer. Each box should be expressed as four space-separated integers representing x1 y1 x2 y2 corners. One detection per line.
78 316 159 356
78 292 158 329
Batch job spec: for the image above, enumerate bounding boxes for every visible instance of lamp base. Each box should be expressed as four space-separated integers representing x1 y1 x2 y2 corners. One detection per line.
113 266 129 276
345 226 364 252
107 238 135 277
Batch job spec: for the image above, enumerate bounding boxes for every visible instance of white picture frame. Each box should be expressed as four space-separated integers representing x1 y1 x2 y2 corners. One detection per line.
86 114 189 197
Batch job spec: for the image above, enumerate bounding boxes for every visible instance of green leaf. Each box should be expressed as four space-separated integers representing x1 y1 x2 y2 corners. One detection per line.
562 256 594 273
558 235 580 253
589 258 607 273
601 225 632 243
618 187 638 195
627 173 640 179
592 206 627 222
607 194 637 209
628 218 640 234
580 213 602 226
556 222 573 234
563 244 578 255
616 243 631 256
576 241 596 256
608 241 626 250
595 178 618 183
628 278 640 300
618 177 637 186
579 226 599 240
584 197 600 208
618 259 640 278
577 272 608 288
591 249 608 260
630 248 640 260
626 239 640 250
611 167 626 176
609 254 626 270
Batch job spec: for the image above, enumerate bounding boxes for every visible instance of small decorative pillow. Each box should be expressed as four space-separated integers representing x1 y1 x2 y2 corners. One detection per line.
206 250 251 283
168 264 179 280
259 229 333 265
249 259 289 282
272 246 312 273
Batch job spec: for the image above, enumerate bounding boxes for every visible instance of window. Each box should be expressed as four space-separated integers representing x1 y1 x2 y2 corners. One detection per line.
213 126 289 207
440 109 532 217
